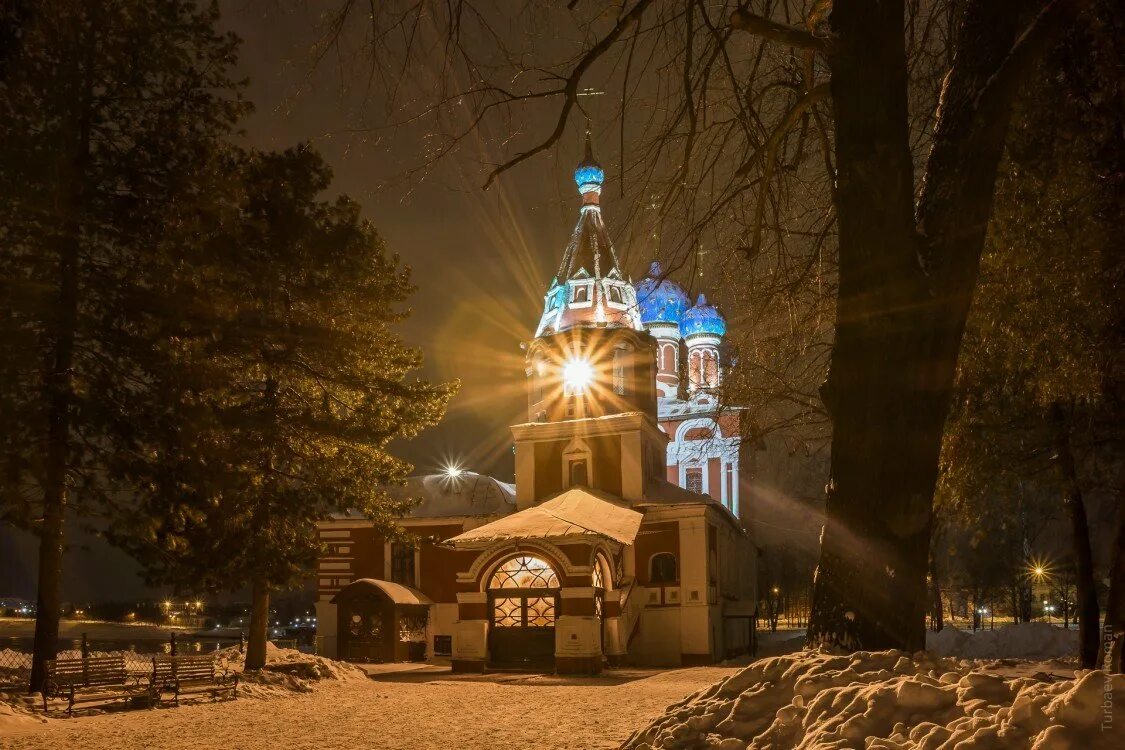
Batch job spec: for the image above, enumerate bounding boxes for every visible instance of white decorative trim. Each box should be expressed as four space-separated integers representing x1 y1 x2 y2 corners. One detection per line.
562 438 594 489
512 411 666 445
456 539 588 588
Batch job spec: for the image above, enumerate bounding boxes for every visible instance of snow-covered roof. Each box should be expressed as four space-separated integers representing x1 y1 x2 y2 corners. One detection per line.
658 393 742 419
329 472 516 521
331 578 433 606
444 486 643 549
640 477 743 529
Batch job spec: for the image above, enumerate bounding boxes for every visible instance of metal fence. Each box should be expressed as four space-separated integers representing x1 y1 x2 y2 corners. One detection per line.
0 632 248 693
0 647 32 691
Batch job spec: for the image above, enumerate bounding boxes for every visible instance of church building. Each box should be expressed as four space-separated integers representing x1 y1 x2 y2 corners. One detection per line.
314 136 757 673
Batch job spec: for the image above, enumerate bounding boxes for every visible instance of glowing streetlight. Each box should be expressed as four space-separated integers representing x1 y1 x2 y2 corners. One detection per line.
562 357 594 394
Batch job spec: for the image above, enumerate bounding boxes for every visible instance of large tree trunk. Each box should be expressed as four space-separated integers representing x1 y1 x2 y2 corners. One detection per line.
245 578 271 671
807 0 1026 652
28 215 78 695
1051 402 1101 668
28 45 88 692
1103 469 1125 672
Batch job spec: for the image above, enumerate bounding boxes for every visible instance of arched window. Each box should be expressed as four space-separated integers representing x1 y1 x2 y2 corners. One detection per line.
661 343 677 373
650 553 678 584
489 555 559 590
530 357 545 403
592 553 613 590
612 346 631 395
703 349 719 387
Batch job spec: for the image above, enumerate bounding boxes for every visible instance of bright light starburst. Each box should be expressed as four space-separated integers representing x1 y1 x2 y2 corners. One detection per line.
562 357 594 393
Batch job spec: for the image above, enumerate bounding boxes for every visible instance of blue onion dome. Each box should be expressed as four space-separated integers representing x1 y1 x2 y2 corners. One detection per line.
682 293 727 337
574 129 604 195
635 261 690 325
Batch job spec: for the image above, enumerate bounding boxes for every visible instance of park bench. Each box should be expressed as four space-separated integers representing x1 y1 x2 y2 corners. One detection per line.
152 654 238 705
43 655 154 715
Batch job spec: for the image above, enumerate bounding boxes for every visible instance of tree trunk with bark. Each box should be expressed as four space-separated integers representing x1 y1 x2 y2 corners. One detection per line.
28 226 78 695
28 55 89 692
807 0 1026 652
1051 402 1101 668
245 578 271 671
1103 469 1125 672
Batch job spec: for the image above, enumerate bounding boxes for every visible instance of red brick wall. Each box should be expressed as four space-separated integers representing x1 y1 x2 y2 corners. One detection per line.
417 525 474 603
351 527 384 579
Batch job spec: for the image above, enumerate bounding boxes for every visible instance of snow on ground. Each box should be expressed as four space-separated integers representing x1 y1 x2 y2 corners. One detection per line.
622 649 1125 749
3 636 1121 749
0 661 737 749
926 622 1078 660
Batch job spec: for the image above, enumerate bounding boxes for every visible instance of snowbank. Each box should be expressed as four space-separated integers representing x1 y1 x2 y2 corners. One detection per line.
622 649 1124 749
926 622 1078 660
0 697 47 734
214 642 367 698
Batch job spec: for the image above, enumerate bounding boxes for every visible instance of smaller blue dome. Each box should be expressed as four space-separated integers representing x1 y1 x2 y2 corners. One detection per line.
635 261 690 325
574 163 604 194
682 293 726 338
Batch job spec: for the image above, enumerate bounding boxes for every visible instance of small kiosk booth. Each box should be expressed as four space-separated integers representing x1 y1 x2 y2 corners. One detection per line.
332 579 432 663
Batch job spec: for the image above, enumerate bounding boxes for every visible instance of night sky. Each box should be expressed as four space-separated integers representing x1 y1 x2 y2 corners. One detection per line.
1 1 646 603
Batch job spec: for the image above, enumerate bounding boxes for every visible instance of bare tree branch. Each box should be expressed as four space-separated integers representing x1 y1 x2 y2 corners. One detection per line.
735 83 830 177
481 0 654 189
729 6 832 53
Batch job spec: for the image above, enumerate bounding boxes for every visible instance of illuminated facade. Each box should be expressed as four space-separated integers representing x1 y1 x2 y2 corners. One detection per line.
314 137 756 673
635 266 746 519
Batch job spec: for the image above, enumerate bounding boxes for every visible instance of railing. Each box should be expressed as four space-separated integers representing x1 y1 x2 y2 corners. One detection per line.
622 580 646 642
0 630 240 693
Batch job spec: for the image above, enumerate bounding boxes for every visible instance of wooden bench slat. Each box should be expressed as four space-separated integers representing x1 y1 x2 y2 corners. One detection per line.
44 656 152 715
151 654 237 706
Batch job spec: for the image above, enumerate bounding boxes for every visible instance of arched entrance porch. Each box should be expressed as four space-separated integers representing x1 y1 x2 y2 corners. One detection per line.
487 555 560 668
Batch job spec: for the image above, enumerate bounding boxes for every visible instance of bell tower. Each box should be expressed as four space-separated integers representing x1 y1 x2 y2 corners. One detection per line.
515 133 667 509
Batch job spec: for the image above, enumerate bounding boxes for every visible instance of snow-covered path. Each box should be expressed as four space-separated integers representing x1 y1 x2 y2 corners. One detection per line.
0 666 739 750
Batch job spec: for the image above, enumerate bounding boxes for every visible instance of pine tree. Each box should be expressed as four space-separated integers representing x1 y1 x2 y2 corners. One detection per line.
105 146 455 670
0 0 244 691
938 7 1122 666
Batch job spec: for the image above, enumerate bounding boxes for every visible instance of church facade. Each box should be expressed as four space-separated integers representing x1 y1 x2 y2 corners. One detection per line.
314 137 757 673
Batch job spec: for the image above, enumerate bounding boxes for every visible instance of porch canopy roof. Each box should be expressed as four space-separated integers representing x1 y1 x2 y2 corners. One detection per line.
330 578 433 606
443 487 643 550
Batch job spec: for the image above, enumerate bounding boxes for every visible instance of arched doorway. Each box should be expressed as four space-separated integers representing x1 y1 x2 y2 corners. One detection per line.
487 555 559 667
